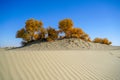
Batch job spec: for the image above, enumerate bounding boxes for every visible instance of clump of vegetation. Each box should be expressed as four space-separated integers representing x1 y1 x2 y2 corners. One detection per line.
25 19 44 40
59 19 73 37
65 28 83 38
59 19 73 32
102 38 112 45
46 27 58 42
16 28 25 38
93 38 102 43
16 28 31 41
16 19 46 43
93 38 112 45
16 18 112 46
58 19 91 41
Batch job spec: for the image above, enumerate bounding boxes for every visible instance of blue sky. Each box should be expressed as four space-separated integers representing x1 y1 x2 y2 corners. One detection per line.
0 0 120 47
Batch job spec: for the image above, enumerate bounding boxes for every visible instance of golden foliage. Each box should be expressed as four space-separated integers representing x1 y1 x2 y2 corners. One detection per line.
16 28 25 38
16 28 31 42
23 32 31 41
25 19 43 40
33 28 47 40
93 38 112 45
59 19 73 32
33 34 39 40
16 18 112 46
93 38 102 43
16 19 45 42
25 19 43 32
65 28 84 38
47 27 58 41
102 38 112 45
102 38 108 44
64 28 91 42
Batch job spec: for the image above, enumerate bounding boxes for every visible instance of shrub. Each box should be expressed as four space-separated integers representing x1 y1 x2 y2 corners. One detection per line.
16 19 45 42
93 38 112 45
47 27 58 41
65 28 84 38
59 19 73 33
16 28 31 42
25 19 43 40
65 28 91 42
102 38 112 45
93 38 102 43
25 19 43 32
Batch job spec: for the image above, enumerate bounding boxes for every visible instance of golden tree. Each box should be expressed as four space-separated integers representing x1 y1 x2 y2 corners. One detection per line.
102 38 112 45
25 19 43 40
59 19 73 33
25 19 43 32
16 28 31 42
47 27 58 41
16 18 46 44
93 38 112 45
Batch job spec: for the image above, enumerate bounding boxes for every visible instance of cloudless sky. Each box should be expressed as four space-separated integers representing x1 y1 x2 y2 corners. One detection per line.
0 0 120 47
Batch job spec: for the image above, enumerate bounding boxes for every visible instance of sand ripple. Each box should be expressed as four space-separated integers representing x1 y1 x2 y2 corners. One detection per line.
0 50 120 80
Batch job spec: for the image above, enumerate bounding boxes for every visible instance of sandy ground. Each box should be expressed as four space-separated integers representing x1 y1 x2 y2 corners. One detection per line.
0 49 120 80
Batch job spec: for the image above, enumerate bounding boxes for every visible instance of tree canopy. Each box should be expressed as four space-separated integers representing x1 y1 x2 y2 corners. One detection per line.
16 18 112 46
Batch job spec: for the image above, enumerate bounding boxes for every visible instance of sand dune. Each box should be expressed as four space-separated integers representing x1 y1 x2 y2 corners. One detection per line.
16 38 112 50
0 49 120 80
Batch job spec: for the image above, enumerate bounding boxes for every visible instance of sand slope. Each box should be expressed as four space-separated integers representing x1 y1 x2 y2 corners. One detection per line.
0 50 120 80
17 38 112 50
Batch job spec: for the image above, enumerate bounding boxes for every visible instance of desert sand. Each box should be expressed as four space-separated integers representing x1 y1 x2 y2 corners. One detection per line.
0 39 120 80
0 47 120 80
